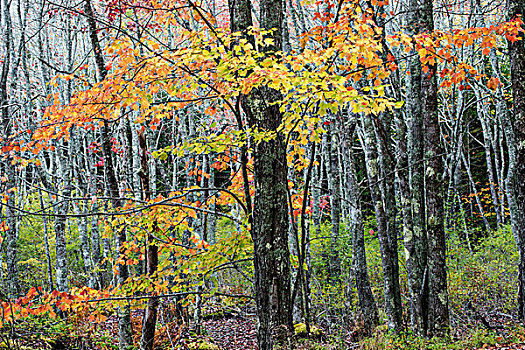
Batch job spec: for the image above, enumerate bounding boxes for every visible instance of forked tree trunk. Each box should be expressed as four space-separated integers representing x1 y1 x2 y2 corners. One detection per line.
358 116 402 332
406 2 428 335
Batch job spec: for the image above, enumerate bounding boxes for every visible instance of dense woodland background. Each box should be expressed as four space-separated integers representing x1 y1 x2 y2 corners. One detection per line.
0 0 525 348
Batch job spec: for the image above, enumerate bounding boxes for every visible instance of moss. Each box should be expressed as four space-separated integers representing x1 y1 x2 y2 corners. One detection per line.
202 311 223 319
294 323 323 339
201 310 237 320
187 340 220 350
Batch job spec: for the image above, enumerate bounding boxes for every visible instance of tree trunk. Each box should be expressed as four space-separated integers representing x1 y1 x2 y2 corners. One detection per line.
344 123 378 334
422 49 449 336
327 122 341 282
139 128 160 350
229 0 293 347
358 115 402 332
84 0 133 346
406 3 429 335
54 141 71 292
0 0 19 298
507 0 525 324
38 188 54 291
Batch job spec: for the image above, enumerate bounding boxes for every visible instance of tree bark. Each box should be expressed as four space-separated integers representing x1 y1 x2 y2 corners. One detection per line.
327 122 341 282
507 0 525 324
422 50 449 336
139 128 160 350
84 0 133 346
229 0 293 348
358 115 402 332
406 3 429 335
416 0 449 335
0 0 19 298
54 141 71 292
344 123 378 334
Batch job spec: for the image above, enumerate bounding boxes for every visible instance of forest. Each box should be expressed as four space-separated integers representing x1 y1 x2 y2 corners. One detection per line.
0 0 524 348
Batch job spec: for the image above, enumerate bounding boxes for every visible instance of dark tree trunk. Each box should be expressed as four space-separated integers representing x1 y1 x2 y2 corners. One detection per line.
419 0 449 337
422 54 449 337
138 129 159 350
371 113 402 330
406 0 449 336
229 0 293 348
507 0 525 324
84 0 132 346
359 116 402 332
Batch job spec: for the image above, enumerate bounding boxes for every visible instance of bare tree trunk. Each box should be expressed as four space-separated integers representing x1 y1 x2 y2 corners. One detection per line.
344 123 378 334
358 115 402 332
84 0 133 346
139 128 159 350
54 140 71 292
422 52 449 336
0 0 21 298
507 0 525 324
38 188 54 291
415 0 449 334
406 6 428 336
327 121 341 282
229 0 293 348
461 150 490 230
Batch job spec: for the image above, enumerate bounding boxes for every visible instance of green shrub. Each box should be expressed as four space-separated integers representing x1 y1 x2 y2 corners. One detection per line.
448 225 518 318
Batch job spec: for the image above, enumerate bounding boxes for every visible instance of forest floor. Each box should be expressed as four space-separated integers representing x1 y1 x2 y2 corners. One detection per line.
2 228 525 349
2 311 525 350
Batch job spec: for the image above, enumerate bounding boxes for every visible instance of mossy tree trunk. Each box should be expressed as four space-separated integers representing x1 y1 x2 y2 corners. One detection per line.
344 123 378 334
358 115 402 332
229 0 293 348
507 0 525 325
406 0 449 336
419 0 449 336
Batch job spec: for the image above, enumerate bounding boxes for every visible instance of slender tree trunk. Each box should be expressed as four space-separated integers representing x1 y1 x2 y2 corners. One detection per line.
461 150 490 230
139 128 159 350
91 205 102 288
344 123 378 334
358 116 402 332
0 0 19 298
38 188 54 291
54 141 71 292
327 122 341 282
78 206 92 286
84 0 133 345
